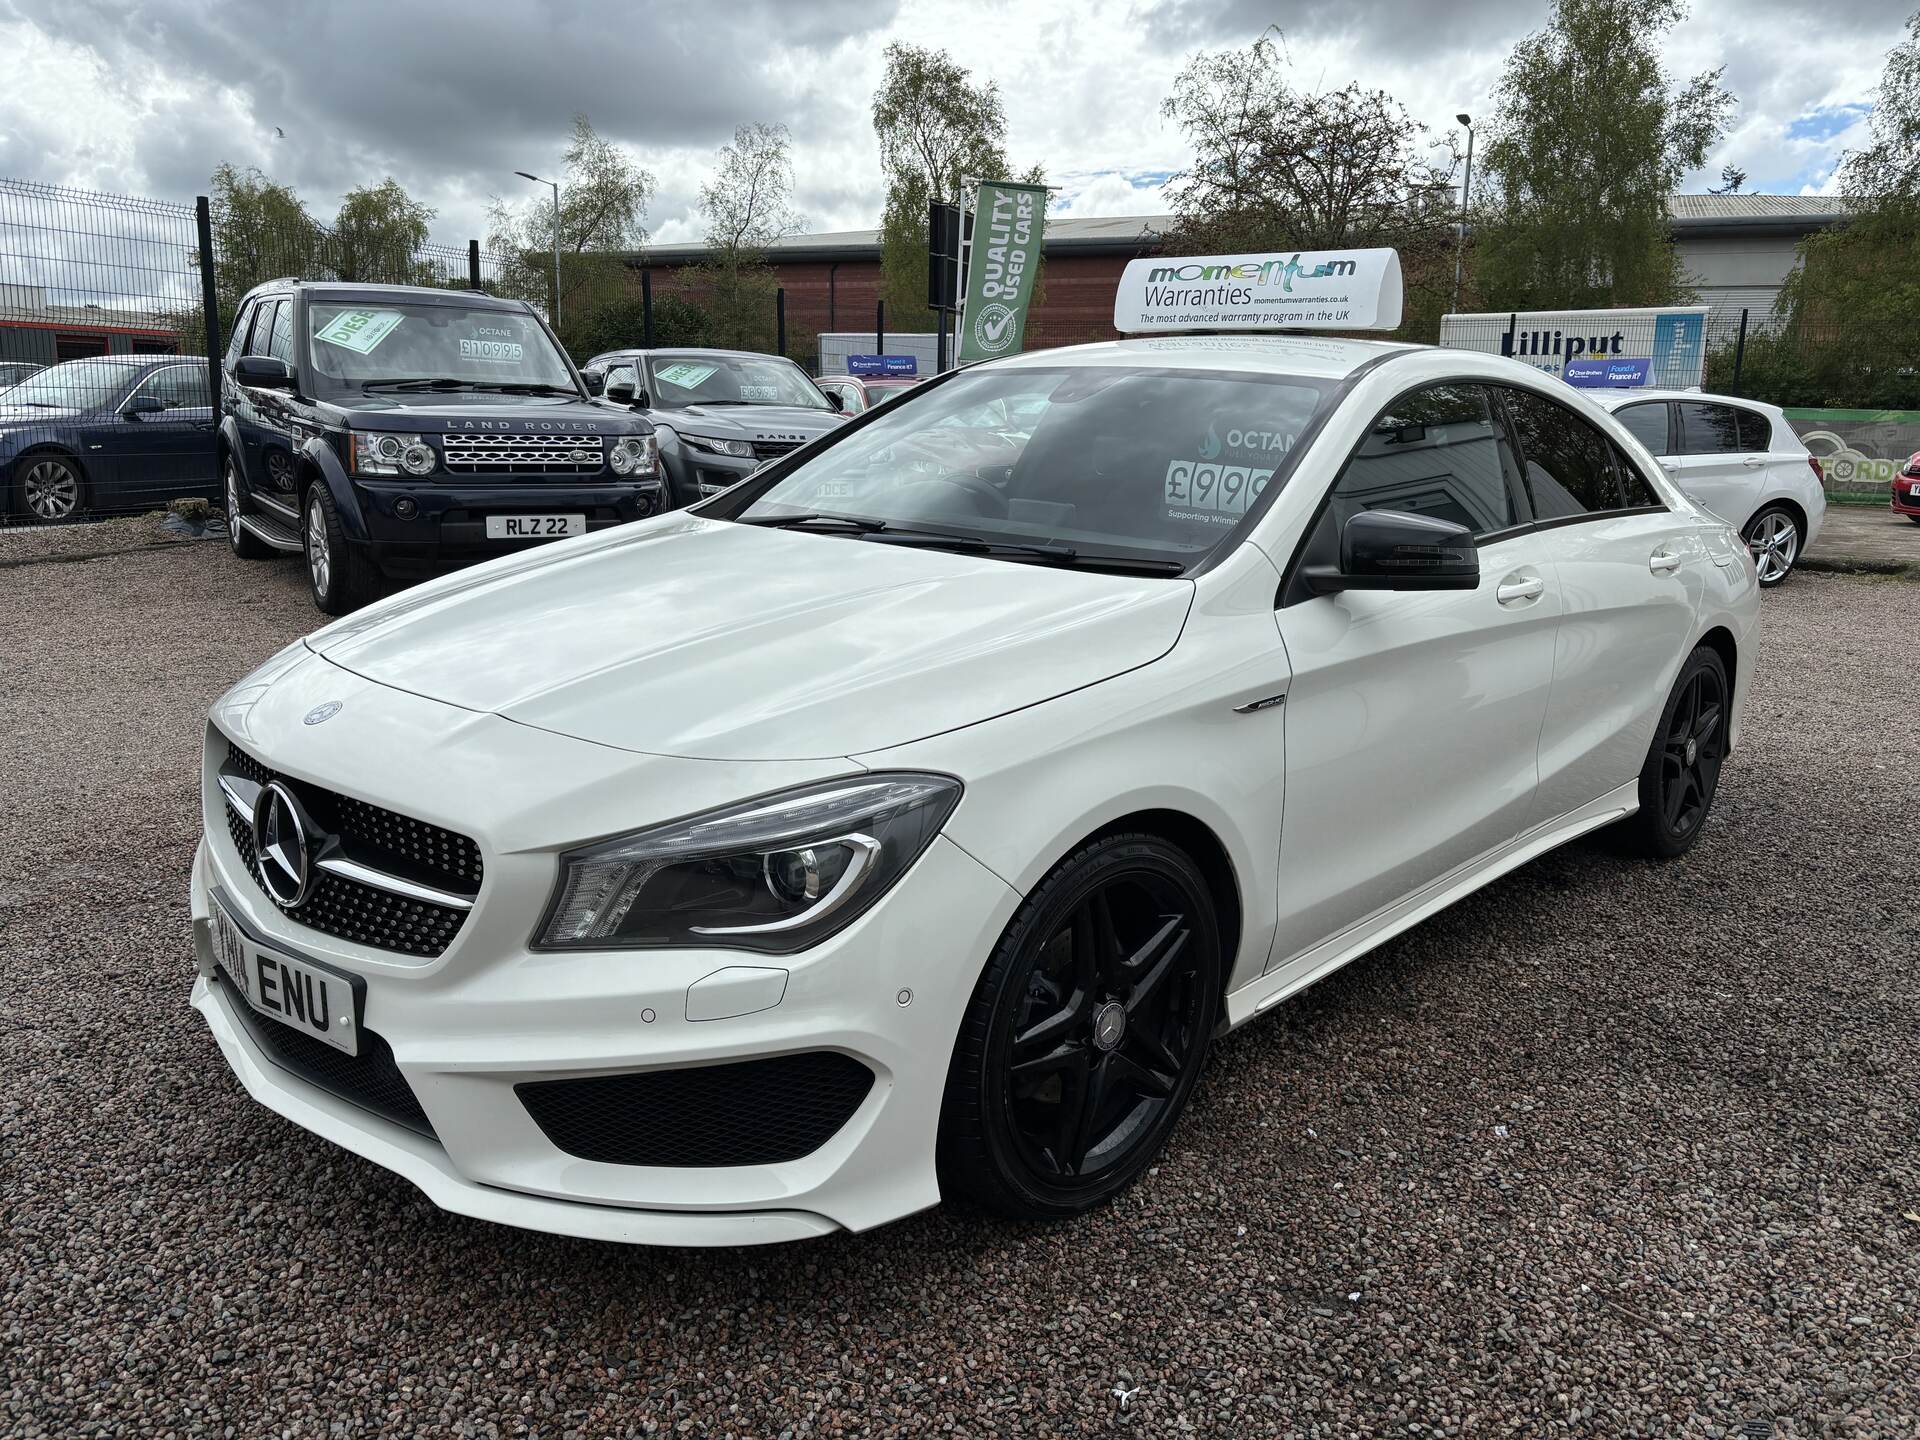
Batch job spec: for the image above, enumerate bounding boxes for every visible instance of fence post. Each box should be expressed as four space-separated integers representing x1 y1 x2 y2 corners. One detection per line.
642 269 654 348
876 300 886 357
776 287 787 358
194 196 223 420
1731 308 1749 395
468 240 481 291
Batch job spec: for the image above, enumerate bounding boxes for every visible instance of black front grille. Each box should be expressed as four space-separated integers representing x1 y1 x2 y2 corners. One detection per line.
750 438 803 462
216 973 434 1138
220 739 479 958
517 1052 875 1167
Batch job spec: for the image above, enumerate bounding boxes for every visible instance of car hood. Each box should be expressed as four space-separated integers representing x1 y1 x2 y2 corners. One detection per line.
650 404 843 443
332 393 648 431
306 515 1192 761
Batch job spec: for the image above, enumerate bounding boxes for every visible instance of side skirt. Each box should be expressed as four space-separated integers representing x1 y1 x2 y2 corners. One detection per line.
1223 780 1638 1030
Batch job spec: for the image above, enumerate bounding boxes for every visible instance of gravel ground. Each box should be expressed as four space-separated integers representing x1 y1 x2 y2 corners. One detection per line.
3 546 1916 1439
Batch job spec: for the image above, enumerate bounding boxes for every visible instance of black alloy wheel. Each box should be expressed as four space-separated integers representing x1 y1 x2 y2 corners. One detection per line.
1618 645 1730 859
940 833 1223 1219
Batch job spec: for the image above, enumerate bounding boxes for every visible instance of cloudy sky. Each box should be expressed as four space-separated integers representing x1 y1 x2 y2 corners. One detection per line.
0 0 1905 252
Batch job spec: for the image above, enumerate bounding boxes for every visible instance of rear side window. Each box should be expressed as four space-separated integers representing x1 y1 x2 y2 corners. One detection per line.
1326 383 1522 538
1735 407 1773 451
1678 402 1743 455
244 299 281 357
1614 402 1670 455
225 301 254 363
266 302 296 364
1500 387 1621 519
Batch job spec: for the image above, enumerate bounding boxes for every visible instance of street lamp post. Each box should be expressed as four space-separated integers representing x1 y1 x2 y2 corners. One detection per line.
514 170 562 327
1452 113 1474 316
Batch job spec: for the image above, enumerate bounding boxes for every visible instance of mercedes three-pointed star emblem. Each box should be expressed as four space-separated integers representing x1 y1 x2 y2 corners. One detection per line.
253 780 314 909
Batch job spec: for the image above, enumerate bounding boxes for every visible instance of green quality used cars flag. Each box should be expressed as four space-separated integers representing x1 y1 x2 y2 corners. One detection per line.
957 180 1048 365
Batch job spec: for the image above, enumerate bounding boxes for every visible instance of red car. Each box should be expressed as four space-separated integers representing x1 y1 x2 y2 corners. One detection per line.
816 374 924 415
1895 452 1920 523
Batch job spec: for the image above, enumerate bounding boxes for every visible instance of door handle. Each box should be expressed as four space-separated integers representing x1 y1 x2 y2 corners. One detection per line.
1496 575 1545 605
1649 548 1683 573
1742 455 1765 469
1659 460 1679 472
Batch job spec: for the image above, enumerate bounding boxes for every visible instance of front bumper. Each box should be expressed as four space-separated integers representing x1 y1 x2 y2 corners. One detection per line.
188 674 1019 1242
1892 476 1920 515
351 477 668 579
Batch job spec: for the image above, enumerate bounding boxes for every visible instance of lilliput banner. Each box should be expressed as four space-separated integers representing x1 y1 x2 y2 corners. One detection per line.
957 180 1048 365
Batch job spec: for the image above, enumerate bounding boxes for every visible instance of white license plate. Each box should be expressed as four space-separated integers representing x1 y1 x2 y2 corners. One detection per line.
211 898 361 1056
486 513 584 540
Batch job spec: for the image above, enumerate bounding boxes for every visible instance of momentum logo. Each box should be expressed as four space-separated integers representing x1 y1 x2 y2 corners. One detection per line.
1148 254 1359 293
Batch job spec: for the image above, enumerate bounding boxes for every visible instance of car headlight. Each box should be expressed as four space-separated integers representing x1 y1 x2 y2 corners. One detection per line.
353 431 436 477
680 432 756 459
609 433 658 476
536 773 961 954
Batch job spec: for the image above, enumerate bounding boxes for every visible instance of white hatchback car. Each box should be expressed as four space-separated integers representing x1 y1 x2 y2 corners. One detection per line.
1592 389 1825 586
189 258 1760 1245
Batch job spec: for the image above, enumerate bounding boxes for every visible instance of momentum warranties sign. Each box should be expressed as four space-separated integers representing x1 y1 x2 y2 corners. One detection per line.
1113 248 1404 334
957 181 1048 365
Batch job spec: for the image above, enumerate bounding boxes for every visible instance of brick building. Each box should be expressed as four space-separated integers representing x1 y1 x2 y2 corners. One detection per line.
629 195 1850 363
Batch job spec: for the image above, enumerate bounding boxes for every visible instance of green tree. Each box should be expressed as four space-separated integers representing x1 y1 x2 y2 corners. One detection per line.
207 163 322 321
1160 31 1462 338
871 42 1042 330
692 123 801 351
1766 10 1920 408
488 115 654 343
333 178 435 284
1471 0 1734 311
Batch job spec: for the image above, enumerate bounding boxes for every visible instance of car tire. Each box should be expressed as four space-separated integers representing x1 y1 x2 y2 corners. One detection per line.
224 455 275 560
938 831 1223 1221
302 482 379 616
1908 515 1920 527
12 450 87 523
1741 504 1802 587
1614 645 1731 861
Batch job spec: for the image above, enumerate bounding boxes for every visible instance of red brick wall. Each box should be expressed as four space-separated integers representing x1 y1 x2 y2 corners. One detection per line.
645 251 1137 354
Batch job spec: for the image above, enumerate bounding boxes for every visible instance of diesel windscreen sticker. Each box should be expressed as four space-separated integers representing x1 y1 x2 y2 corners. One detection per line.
460 326 524 363
315 309 403 354
1163 420 1293 525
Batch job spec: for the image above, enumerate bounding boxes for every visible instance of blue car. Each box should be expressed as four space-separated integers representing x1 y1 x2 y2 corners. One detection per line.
1 354 216 522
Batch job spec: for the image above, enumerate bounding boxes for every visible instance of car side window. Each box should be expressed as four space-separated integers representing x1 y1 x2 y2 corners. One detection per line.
1677 402 1743 455
1734 407 1772 451
266 301 295 365
602 364 637 394
1614 402 1670 455
1499 387 1622 519
1324 383 1523 539
1610 441 1662 509
244 299 280 357
225 301 254 364
135 365 208 409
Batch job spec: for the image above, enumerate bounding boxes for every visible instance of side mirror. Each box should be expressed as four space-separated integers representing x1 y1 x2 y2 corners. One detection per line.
824 390 846 413
122 394 167 417
582 371 605 396
234 355 295 391
1304 510 1479 595
603 378 637 405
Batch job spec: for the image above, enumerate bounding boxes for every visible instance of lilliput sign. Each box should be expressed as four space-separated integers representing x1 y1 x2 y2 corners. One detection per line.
957 180 1048 365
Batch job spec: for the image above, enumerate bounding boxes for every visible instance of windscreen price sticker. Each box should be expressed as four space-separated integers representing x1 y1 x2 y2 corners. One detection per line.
315 309 403 354
460 328 524 363
1164 460 1273 521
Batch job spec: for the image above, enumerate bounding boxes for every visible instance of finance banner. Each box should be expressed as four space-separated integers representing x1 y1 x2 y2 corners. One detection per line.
957 180 1047 365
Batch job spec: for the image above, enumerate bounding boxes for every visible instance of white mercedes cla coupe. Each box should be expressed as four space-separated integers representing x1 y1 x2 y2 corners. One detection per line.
189 261 1760 1245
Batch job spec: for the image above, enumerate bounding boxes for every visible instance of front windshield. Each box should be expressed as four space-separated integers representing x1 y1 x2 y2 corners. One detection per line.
304 302 577 395
646 353 831 410
737 365 1331 566
1 359 141 410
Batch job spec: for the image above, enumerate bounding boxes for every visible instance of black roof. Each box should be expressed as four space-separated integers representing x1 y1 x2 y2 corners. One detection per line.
240 278 532 311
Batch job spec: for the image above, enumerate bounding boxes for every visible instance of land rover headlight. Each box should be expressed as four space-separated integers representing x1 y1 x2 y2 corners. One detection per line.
536 774 961 954
353 431 436 477
680 433 756 459
609 433 658 476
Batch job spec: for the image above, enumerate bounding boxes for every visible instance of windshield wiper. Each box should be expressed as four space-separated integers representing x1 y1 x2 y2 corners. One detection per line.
361 377 480 392
862 530 1189 575
737 512 890 533
6 401 64 409
470 381 579 395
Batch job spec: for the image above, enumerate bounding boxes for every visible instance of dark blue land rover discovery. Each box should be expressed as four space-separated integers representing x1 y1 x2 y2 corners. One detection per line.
220 280 664 614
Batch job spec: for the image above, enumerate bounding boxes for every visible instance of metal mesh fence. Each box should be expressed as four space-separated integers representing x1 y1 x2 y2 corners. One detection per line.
1 177 506 523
